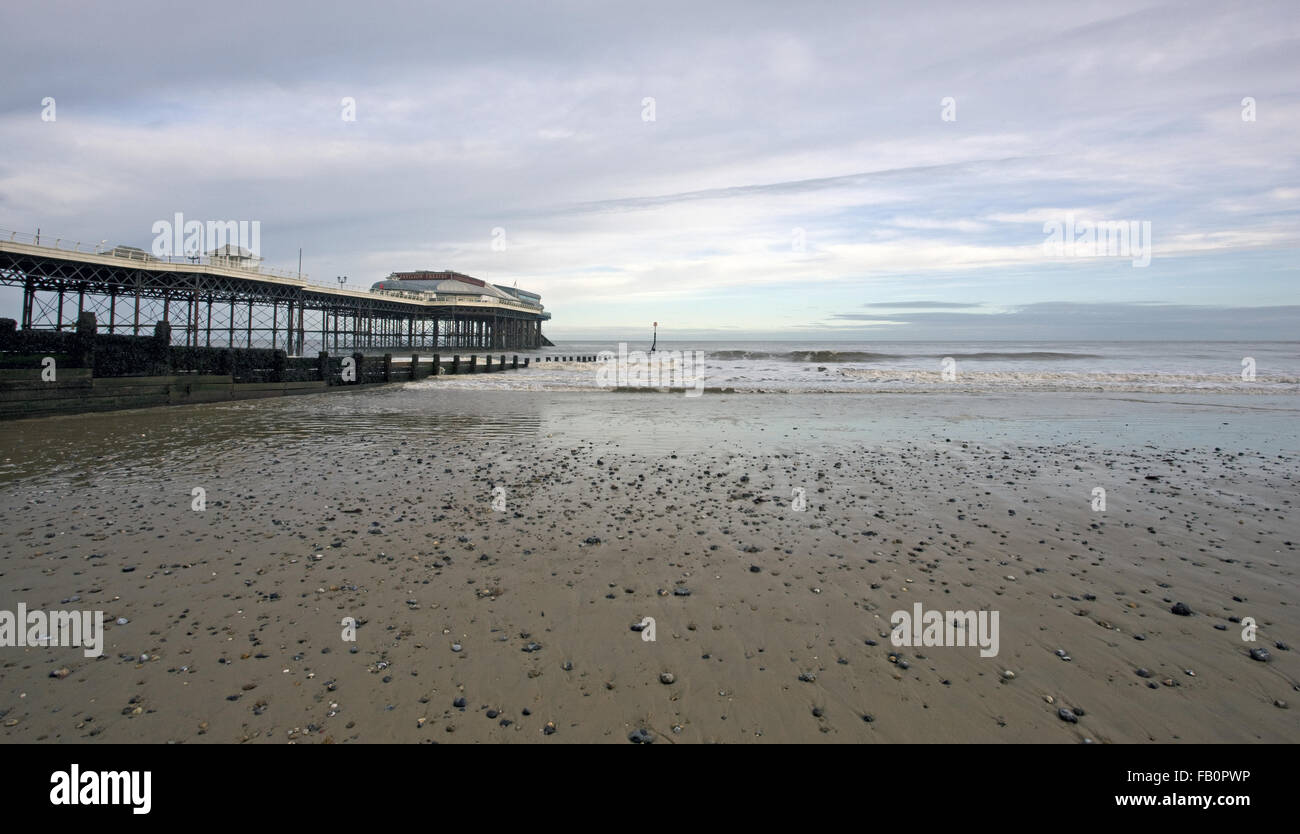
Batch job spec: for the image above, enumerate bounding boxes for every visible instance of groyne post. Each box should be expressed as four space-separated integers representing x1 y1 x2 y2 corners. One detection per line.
72 311 96 370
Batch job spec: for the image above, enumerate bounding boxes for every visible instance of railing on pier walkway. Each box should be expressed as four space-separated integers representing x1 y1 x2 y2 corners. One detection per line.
0 229 556 323
0 228 309 282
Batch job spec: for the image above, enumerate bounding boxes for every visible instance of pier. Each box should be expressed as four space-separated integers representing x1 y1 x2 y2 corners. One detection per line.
0 312 532 420
0 230 553 354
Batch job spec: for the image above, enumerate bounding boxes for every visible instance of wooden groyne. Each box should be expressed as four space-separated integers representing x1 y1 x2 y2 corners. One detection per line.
0 315 530 420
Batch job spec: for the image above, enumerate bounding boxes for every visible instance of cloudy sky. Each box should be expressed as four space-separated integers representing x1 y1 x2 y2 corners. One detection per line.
1 0 1296 339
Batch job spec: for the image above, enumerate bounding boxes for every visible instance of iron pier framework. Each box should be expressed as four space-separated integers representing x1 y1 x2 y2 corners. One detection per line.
0 235 551 354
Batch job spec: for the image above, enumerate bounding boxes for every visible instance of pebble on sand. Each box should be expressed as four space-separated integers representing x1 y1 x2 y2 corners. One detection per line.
628 728 655 744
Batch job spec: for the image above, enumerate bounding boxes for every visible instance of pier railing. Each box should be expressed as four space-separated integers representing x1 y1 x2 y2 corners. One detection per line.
0 228 309 282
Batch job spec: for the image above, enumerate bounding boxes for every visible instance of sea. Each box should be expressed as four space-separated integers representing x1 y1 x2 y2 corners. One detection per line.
410 340 1300 394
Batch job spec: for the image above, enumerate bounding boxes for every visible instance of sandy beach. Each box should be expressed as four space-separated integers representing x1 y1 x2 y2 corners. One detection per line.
1 384 1296 743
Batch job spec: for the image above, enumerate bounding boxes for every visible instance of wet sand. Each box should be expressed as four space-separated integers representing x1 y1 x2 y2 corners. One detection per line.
1 388 1297 743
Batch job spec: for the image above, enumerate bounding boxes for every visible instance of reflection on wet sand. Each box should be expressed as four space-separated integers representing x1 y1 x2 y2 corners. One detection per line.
0 387 546 486
4 387 1300 489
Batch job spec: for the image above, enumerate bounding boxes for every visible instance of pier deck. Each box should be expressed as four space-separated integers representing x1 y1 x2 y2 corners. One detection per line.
0 231 552 354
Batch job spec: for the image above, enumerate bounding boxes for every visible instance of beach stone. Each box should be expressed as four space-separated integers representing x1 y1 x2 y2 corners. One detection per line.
659 672 675 685
1171 602 1193 616
1249 648 1271 663
451 643 462 652
453 697 467 709
1136 668 1152 678
628 728 655 744
1058 708 1078 723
